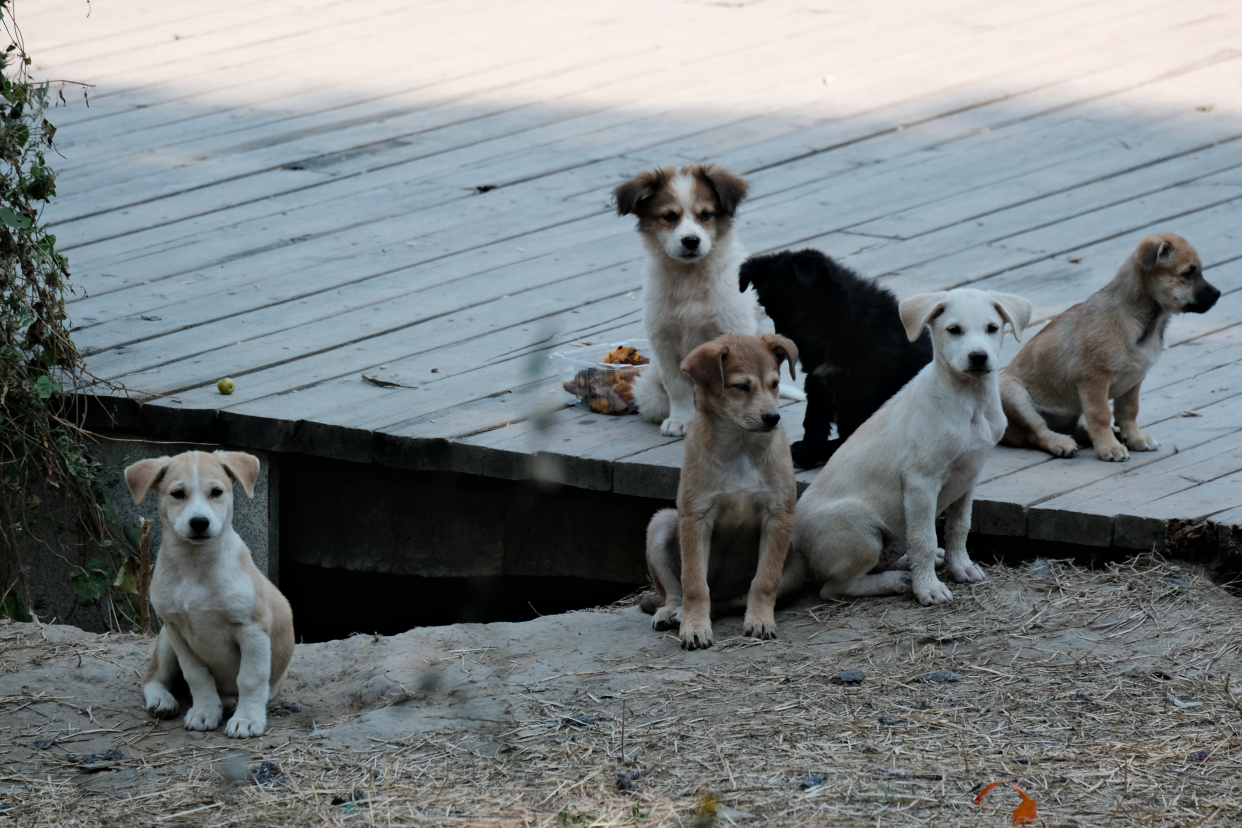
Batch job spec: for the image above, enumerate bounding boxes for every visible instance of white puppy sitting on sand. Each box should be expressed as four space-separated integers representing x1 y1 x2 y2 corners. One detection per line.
791 288 1032 606
126 450 294 738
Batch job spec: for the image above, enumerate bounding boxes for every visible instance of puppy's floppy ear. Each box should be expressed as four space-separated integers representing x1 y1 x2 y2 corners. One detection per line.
762 333 799 381
216 450 260 499
739 256 766 293
1137 236 1173 271
124 457 170 506
988 291 1033 342
698 164 748 217
613 168 667 216
681 340 730 397
898 292 948 343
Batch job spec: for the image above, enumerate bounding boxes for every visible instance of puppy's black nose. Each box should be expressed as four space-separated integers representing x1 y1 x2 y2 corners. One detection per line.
968 351 989 368
189 517 210 534
1192 285 1221 312
761 411 781 428
682 235 700 251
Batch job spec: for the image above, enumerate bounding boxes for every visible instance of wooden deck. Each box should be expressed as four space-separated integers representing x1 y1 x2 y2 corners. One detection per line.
26 0 1242 554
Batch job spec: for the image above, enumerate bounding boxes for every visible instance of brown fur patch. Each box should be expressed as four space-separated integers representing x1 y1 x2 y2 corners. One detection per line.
614 163 748 225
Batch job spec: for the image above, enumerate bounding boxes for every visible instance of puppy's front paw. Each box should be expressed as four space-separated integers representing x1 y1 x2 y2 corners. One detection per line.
1045 433 1079 458
1123 431 1160 452
184 704 222 731
790 439 829 470
679 616 713 650
913 577 953 606
1094 439 1130 462
144 684 178 718
742 612 777 640
652 604 682 631
949 560 985 583
660 417 688 437
224 715 266 739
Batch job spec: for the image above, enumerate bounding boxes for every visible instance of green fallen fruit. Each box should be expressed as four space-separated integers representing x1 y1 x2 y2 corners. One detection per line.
217 377 236 395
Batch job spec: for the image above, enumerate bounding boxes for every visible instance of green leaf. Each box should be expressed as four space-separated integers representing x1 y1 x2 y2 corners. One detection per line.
0 206 30 229
69 561 111 602
1 592 28 623
34 374 58 398
112 557 141 594
123 521 141 551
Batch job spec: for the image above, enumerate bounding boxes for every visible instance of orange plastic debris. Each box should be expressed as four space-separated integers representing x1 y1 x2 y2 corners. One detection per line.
603 345 650 366
974 780 1038 824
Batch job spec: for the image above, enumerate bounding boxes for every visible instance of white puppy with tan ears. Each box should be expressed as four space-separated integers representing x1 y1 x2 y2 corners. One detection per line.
125 450 294 739
615 163 802 437
792 288 1032 607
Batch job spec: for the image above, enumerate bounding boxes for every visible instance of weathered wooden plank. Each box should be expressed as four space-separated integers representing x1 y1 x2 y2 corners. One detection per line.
58 0 1212 271
76 112 1242 365
75 114 1242 402
65 71 1232 374
1114 470 1242 552
67 29 1242 307
1036 430 1242 550
1007 390 1242 546
95 263 648 403
43 0 541 156
50 1 876 222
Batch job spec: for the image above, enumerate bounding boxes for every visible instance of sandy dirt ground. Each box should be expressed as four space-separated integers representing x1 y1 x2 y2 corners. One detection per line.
2 555 1241 826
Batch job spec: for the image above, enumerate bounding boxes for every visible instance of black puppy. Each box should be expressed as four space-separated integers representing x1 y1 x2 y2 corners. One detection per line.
740 249 933 469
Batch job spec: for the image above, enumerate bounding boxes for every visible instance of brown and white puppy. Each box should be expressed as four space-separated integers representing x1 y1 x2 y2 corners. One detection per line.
1001 233 1219 461
640 333 804 649
125 451 294 738
615 164 804 439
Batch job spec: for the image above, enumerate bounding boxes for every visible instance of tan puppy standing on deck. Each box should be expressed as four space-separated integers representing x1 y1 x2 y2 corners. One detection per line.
640 333 803 649
125 451 294 739
1001 233 1220 461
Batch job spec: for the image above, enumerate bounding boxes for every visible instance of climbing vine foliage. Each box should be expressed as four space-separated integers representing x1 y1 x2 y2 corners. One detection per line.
0 0 121 625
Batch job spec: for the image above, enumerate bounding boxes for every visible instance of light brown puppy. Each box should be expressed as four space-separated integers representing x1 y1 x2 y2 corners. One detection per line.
1001 233 1219 461
640 333 803 650
125 451 294 738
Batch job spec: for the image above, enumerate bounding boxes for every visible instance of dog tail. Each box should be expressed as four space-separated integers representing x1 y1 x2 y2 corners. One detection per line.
778 383 806 402
638 592 664 615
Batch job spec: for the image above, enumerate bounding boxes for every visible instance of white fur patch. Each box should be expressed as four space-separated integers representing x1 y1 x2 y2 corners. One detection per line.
660 173 712 261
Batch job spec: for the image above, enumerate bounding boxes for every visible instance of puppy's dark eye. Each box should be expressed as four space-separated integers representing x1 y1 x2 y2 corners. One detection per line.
699 210 712 222
171 490 186 501
770 380 779 390
1183 266 1198 280
662 211 678 223
210 488 224 498
732 383 751 393
946 325 963 335
986 323 999 333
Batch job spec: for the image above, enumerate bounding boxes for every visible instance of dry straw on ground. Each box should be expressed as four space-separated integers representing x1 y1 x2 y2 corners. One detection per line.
2 554 1242 826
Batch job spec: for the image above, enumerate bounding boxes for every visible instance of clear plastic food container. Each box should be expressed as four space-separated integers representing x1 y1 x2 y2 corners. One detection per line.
548 340 652 416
